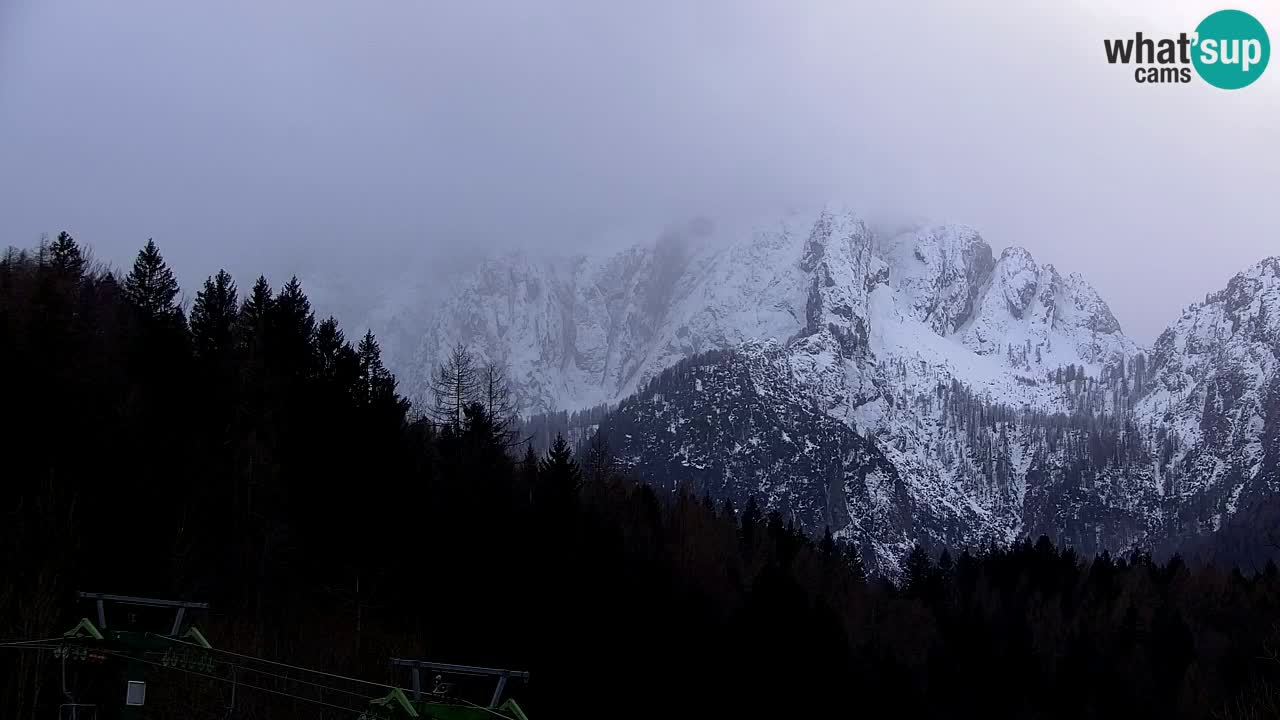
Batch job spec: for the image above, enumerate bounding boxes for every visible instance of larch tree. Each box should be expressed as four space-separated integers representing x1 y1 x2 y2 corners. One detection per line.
431 342 479 430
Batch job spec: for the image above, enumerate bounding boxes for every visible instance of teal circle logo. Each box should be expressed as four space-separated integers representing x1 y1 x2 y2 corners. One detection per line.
1193 10 1270 89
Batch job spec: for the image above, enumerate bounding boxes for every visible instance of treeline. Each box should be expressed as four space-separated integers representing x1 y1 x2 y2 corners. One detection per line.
520 402 613 453
1 235 1279 718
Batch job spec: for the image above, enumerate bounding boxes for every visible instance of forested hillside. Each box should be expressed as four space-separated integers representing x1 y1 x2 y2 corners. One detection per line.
2 234 1279 719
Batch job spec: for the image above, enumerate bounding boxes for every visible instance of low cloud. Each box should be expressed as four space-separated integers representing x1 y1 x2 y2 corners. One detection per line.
2 0 1276 341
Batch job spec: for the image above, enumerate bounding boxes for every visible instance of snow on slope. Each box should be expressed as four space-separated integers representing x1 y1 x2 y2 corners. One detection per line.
407 208 1276 570
410 208 1131 419
1134 257 1280 513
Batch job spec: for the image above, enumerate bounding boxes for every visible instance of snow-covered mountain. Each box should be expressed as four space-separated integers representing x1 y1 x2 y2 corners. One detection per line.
406 208 1279 572
407 211 1134 411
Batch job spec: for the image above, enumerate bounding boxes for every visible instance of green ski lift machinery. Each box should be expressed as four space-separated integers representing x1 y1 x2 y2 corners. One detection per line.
57 592 215 720
359 659 531 720
49 593 533 720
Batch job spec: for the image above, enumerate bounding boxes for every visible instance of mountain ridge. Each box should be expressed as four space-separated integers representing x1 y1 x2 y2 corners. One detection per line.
403 209 1278 570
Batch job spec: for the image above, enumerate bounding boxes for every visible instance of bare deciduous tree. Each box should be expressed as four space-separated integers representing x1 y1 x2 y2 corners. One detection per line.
482 362 522 448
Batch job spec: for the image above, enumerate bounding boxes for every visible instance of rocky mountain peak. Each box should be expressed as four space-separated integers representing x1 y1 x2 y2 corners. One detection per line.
401 206 1279 571
876 224 995 336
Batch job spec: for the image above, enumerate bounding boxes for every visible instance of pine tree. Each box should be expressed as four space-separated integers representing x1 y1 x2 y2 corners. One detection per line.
190 270 238 362
124 239 180 321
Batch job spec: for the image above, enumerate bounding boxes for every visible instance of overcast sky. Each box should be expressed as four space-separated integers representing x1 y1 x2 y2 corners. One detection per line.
2 0 1277 343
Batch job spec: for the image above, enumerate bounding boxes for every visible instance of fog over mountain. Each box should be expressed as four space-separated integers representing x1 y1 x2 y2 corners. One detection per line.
2 0 1279 345
420 207 1280 571
5 4 1280 717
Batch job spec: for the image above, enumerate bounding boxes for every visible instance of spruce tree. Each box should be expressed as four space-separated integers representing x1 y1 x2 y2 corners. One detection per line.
537 433 582 507
358 330 401 412
358 332 384 392
236 276 273 351
190 270 238 362
269 276 317 374
123 239 179 321
903 544 932 596
316 317 348 378
34 232 86 331
521 443 539 489
49 231 85 279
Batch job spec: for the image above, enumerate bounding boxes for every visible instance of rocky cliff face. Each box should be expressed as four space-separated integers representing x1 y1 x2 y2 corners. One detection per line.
409 208 1278 572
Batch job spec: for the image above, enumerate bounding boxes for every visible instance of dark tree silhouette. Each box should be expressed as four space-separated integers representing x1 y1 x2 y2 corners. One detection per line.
124 239 180 321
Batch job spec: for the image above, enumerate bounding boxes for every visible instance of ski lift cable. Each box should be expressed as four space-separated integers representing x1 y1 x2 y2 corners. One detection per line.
0 636 73 646
167 636 400 691
104 650 368 716
457 696 520 720
133 648 380 701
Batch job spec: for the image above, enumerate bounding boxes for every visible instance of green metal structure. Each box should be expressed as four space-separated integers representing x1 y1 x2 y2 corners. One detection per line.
54 593 532 720
360 687 531 720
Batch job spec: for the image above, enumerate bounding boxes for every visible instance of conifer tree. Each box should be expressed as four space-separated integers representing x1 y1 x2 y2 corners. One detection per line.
819 526 836 561
521 443 539 489
236 276 273 351
190 270 238 362
537 433 582 507
843 542 867 583
903 544 932 596
358 332 386 393
49 231 84 279
741 495 762 549
269 276 317 373
124 239 180 321
33 232 86 331
316 317 348 377
357 330 404 416
720 497 736 524
583 432 617 483
273 277 315 334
